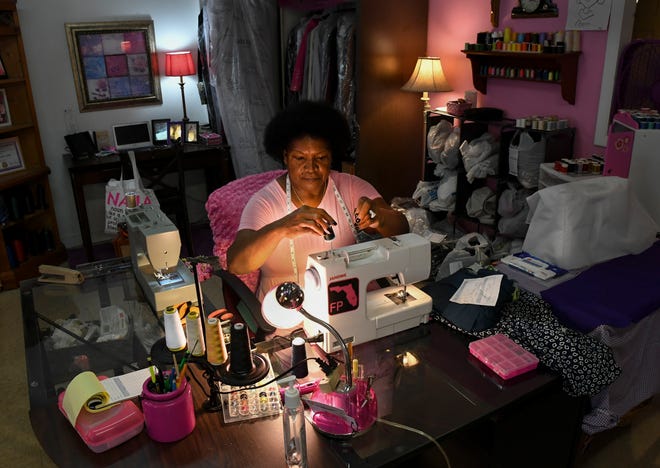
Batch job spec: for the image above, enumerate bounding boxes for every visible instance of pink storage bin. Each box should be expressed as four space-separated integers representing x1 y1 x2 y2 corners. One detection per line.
57 385 144 453
469 334 539 379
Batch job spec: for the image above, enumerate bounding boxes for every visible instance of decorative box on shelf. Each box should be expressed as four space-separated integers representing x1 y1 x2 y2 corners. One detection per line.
446 99 472 116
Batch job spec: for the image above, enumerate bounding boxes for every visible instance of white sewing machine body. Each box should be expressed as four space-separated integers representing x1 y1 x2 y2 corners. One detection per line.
126 206 196 312
302 233 432 352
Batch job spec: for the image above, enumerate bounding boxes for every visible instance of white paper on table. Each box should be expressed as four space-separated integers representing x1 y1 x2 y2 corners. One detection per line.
449 275 503 307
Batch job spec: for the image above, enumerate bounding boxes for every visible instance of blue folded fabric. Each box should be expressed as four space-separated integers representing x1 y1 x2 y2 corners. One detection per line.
541 241 660 333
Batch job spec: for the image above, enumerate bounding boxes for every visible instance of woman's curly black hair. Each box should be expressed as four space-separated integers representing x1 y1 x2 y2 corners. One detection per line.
263 100 351 164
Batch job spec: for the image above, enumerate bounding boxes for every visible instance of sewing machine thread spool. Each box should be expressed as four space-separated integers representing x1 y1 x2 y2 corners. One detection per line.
186 310 206 356
216 323 270 386
125 191 137 209
205 317 227 366
163 306 187 352
291 336 308 378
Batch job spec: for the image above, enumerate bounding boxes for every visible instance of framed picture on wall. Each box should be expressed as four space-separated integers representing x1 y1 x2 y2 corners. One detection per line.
0 55 7 79
184 121 199 143
0 137 24 174
0 89 11 127
151 118 170 145
64 20 162 112
167 121 183 144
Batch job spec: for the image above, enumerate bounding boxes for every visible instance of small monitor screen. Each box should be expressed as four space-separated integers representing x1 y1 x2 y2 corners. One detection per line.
113 122 152 151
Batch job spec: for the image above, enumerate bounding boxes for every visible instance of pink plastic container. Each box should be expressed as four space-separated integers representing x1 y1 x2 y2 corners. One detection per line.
141 377 195 442
57 391 144 453
307 378 377 438
469 334 539 379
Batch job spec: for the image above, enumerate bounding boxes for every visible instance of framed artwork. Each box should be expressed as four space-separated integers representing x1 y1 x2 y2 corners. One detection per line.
151 118 170 145
0 89 11 127
0 137 24 175
64 20 162 112
0 55 7 79
167 121 183 143
184 121 199 143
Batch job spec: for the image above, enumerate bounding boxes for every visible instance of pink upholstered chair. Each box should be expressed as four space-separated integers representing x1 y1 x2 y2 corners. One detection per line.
205 169 286 292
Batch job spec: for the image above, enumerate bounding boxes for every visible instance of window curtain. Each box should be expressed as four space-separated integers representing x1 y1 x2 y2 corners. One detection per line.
201 0 282 177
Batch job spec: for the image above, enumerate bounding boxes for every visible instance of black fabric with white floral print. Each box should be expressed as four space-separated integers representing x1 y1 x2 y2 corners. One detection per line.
430 290 621 397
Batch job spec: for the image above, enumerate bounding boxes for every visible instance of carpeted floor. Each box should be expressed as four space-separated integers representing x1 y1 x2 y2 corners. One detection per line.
1 288 56 468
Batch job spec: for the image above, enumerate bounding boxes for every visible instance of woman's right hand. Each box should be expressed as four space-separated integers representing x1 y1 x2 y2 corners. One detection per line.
227 206 336 275
278 205 337 238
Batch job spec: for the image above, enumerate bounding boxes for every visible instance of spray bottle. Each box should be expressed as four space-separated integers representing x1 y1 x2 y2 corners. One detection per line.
279 375 307 468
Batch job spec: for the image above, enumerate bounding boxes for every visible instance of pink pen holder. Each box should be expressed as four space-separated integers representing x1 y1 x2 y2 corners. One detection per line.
141 377 195 442
307 378 377 438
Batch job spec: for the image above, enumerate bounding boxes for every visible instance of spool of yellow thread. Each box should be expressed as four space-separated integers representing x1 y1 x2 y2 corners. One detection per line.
205 317 227 366
186 310 206 356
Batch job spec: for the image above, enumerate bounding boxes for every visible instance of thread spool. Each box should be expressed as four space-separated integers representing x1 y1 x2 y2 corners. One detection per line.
291 336 308 378
572 30 580 52
125 191 137 209
186 310 206 356
205 317 227 366
228 323 253 375
164 306 187 352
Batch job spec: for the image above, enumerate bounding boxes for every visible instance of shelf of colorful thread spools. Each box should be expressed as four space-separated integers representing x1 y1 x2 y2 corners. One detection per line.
462 30 582 105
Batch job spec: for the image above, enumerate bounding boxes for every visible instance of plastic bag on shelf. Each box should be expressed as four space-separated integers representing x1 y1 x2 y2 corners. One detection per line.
466 186 497 224
440 127 461 169
428 170 457 212
509 130 545 189
435 232 492 281
427 120 453 163
460 133 500 183
412 180 440 208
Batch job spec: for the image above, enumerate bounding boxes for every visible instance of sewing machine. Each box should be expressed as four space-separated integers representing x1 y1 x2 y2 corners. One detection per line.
126 205 197 312
302 233 432 353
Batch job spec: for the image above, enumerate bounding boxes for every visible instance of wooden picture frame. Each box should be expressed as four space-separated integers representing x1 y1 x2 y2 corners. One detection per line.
65 20 162 112
184 121 199 143
0 55 7 79
151 118 170 145
0 137 24 174
0 89 11 127
167 121 183 144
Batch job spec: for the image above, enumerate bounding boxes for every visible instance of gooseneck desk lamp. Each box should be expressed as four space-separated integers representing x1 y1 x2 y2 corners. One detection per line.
262 282 377 437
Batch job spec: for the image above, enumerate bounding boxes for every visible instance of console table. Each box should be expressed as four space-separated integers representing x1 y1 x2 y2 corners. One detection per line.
64 144 233 262
21 260 583 467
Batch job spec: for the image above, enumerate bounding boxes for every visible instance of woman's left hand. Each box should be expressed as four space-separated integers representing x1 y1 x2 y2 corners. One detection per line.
354 197 409 236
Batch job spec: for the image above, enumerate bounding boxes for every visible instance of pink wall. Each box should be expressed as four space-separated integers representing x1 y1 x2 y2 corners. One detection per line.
427 0 609 157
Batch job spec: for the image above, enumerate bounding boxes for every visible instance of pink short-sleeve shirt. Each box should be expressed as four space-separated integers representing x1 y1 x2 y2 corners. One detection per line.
238 171 381 300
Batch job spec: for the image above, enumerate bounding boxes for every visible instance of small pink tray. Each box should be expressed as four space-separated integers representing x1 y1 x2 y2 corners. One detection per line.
469 334 539 379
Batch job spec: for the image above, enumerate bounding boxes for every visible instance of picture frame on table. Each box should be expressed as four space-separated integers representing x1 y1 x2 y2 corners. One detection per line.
167 121 183 144
0 55 7 79
151 118 170 145
0 89 11 127
0 137 24 175
64 20 162 112
184 121 199 143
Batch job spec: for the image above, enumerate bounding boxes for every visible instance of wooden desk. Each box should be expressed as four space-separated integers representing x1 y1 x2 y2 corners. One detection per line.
22 262 583 467
64 144 234 261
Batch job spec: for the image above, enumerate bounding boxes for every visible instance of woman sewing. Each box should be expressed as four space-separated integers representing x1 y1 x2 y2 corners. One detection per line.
227 100 409 301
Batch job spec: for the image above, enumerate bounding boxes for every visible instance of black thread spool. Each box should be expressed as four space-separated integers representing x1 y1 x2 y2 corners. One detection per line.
323 225 335 242
228 323 253 375
291 336 308 378
217 322 269 386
